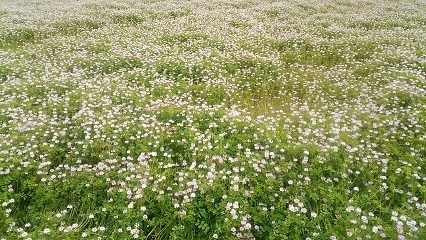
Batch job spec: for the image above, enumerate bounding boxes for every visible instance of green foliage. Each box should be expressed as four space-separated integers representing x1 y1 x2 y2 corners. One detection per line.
0 28 40 48
1 0 426 239
111 14 145 25
0 65 13 83
53 19 102 35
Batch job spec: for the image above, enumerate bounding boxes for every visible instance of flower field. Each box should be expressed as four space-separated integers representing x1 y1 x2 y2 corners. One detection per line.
1 0 426 239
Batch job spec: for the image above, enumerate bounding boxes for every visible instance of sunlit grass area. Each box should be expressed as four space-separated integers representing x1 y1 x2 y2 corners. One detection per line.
1 0 426 239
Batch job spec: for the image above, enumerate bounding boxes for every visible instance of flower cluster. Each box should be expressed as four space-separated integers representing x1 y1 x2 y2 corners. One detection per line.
1 0 425 239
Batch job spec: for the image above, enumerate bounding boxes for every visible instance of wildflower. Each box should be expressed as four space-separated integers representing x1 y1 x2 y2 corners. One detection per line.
289 204 298 212
346 206 354 212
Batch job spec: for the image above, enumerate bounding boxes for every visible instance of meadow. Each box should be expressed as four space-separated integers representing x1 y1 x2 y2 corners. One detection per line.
1 0 426 239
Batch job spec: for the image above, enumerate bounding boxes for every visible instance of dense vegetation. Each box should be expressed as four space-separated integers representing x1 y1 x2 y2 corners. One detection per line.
1 0 426 239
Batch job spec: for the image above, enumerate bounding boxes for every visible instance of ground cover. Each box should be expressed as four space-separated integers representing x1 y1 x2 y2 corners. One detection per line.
1 0 426 239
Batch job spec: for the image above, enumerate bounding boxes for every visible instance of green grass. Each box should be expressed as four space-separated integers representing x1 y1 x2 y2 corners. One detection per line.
1 0 426 239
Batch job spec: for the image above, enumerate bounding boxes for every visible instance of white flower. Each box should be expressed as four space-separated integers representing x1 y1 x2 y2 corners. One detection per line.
346 206 354 212
42 228 51 234
289 204 298 212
